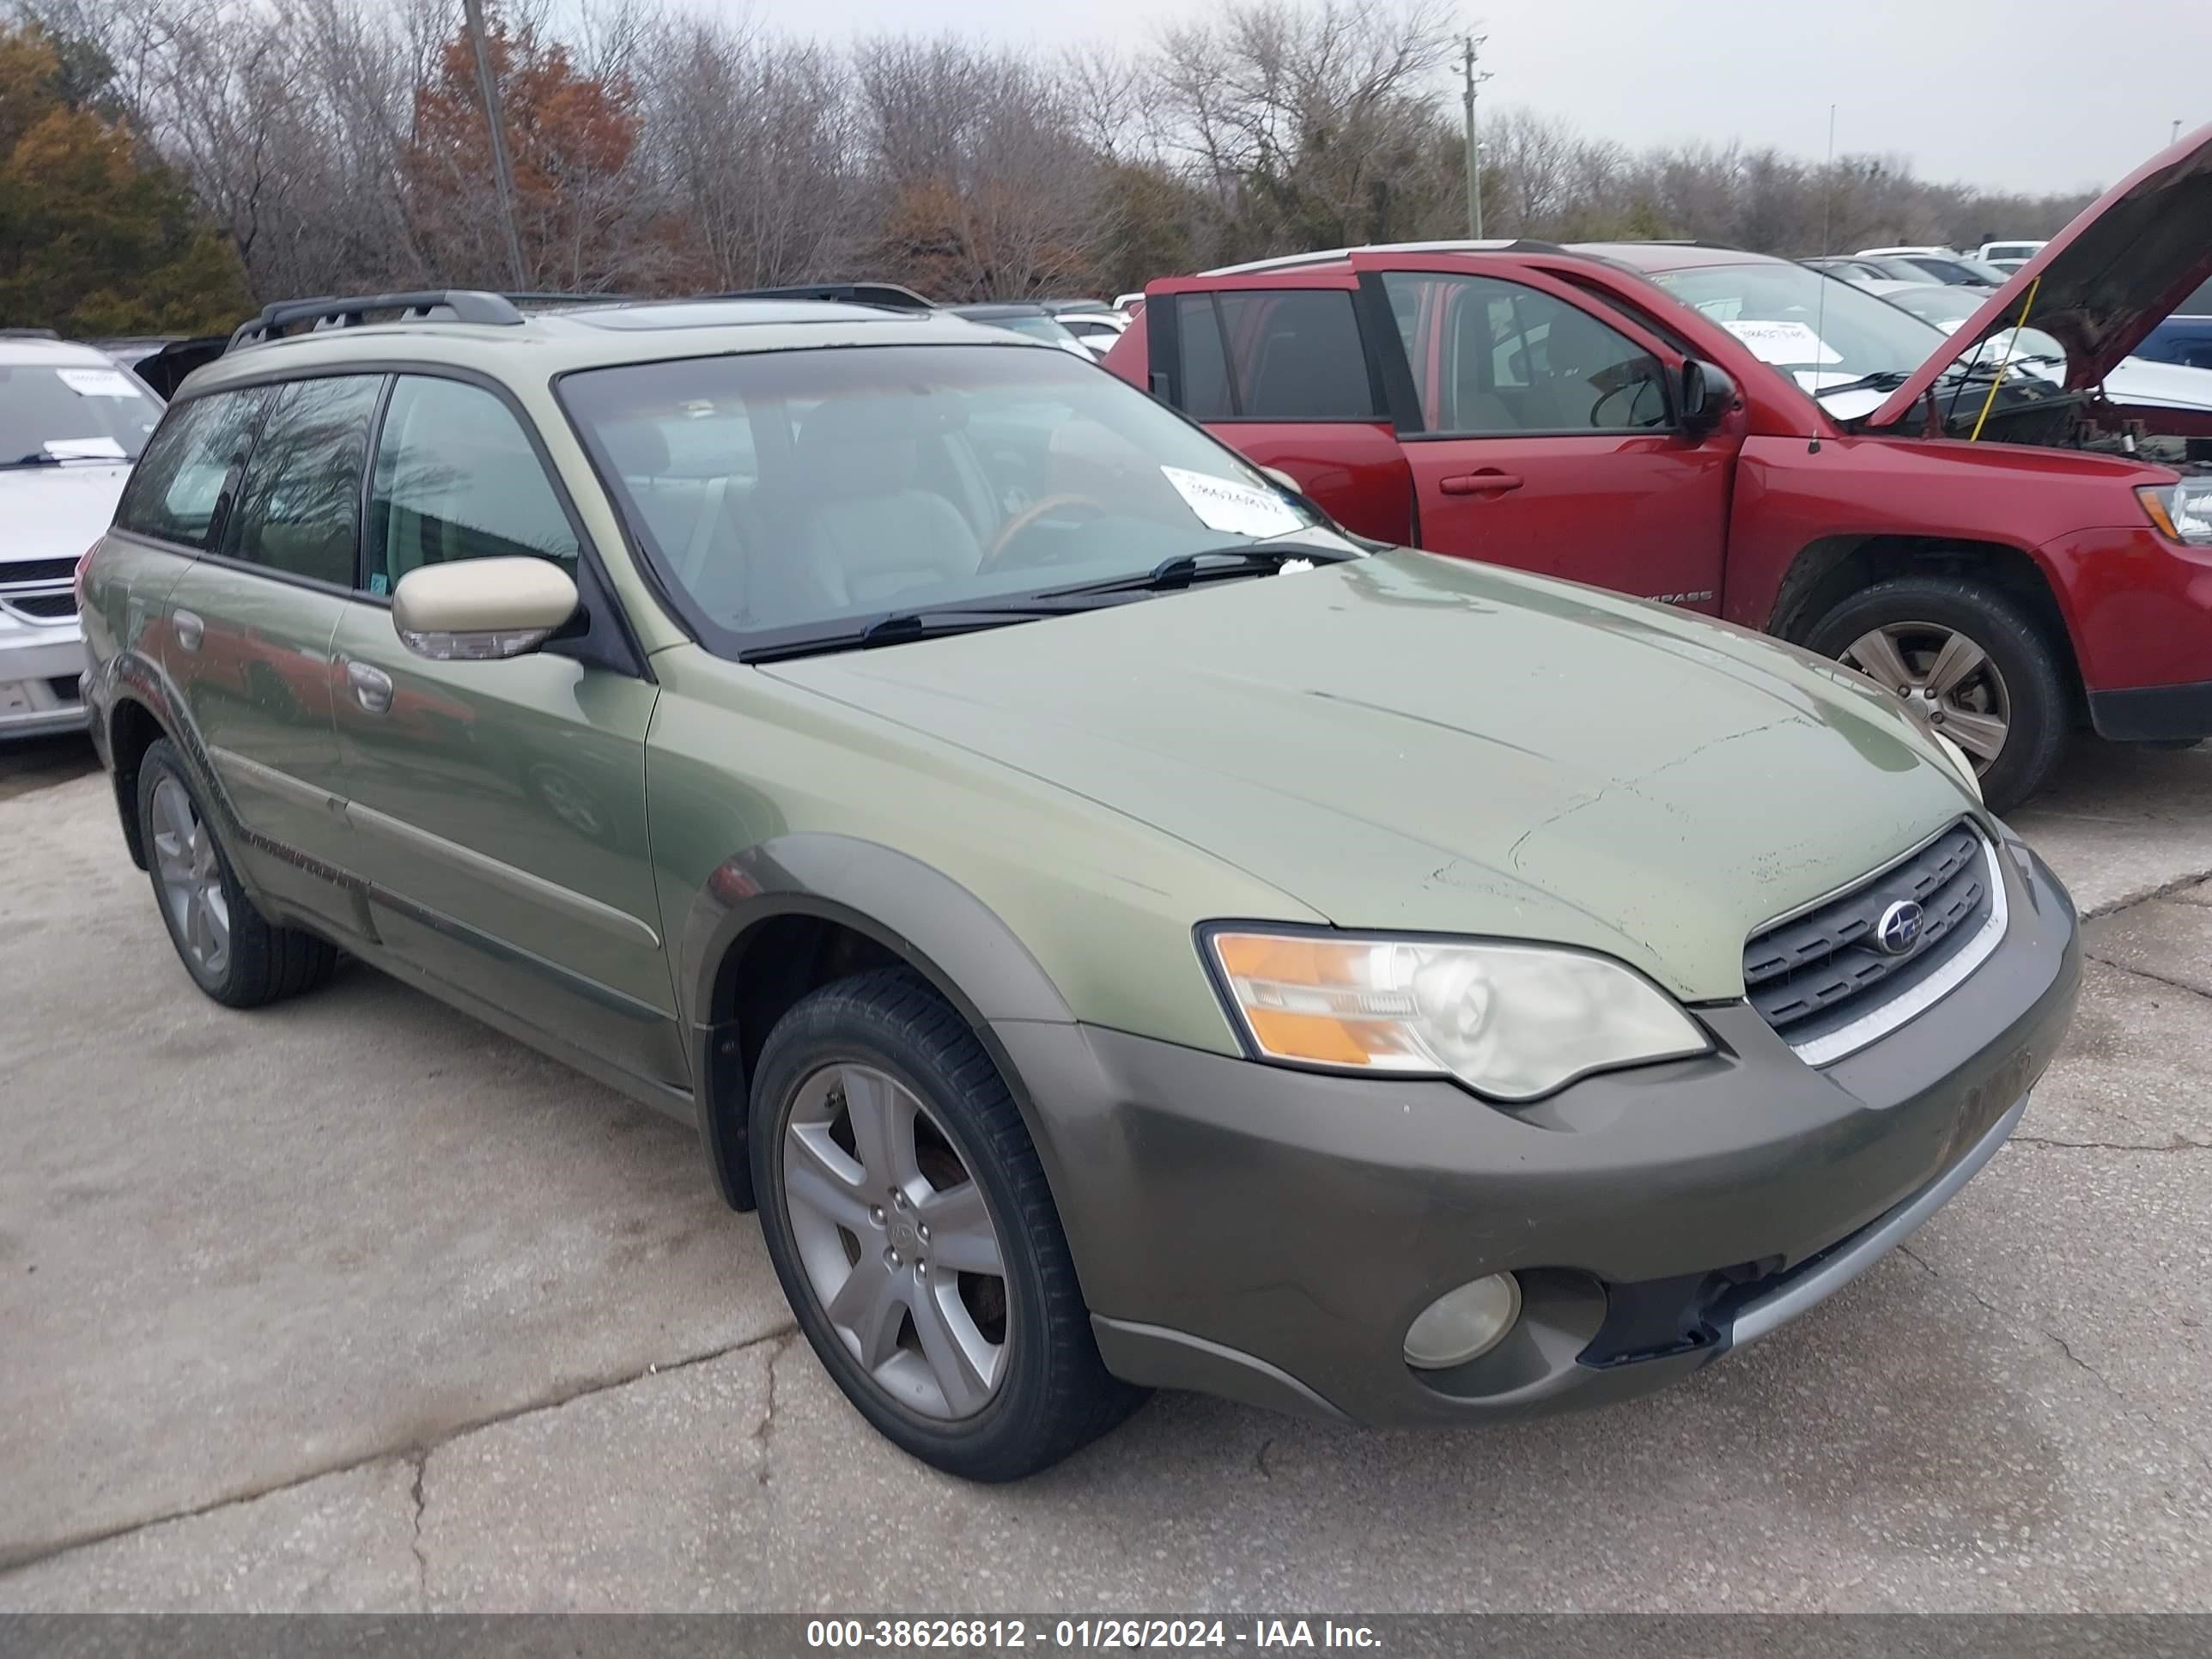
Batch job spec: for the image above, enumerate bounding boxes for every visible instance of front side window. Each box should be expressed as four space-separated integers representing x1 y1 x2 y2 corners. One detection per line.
226 375 384 586
113 388 267 549
1382 271 1670 434
367 376 578 595
1177 289 1376 421
0 360 163 470
559 343 1334 650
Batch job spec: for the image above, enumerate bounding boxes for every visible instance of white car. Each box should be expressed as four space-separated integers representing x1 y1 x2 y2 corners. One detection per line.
1 333 164 739
1113 293 1147 316
1054 311 1131 358
1978 240 2046 273
1874 282 2212 415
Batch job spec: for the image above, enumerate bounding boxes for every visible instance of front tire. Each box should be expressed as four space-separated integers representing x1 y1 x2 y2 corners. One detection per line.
750 968 1142 1480
136 738 339 1008
1805 575 2069 812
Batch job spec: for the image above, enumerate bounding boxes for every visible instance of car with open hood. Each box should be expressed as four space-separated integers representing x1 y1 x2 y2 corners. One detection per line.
80 286 2077 1480
1106 121 2212 811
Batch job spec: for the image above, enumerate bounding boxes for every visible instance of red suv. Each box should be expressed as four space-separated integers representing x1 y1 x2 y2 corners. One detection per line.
1104 125 2212 811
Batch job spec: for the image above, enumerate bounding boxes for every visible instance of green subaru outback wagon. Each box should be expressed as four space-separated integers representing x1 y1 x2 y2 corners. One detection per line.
81 289 2081 1480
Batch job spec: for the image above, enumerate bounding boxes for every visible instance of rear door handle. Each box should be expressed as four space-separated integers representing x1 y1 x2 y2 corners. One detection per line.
345 659 394 716
173 609 204 652
1438 471 1524 495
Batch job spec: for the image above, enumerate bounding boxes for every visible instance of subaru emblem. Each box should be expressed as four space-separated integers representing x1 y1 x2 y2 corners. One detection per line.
1875 900 1925 957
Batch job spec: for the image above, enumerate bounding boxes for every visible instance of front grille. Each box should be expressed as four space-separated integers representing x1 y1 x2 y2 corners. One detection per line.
3 591 76 620
1744 823 1994 1056
2 557 77 585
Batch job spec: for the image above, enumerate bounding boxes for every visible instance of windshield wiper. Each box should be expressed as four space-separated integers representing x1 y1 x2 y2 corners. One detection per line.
1045 541 1358 599
1808 370 1912 400
5 453 63 467
741 599 1108 663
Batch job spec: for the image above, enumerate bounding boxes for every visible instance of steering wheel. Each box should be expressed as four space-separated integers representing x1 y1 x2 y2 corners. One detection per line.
980 494 1107 569
1589 378 1657 428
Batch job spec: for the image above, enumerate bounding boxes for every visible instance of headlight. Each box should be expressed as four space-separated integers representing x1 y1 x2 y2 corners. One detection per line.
1204 929 1711 1101
2138 481 2212 544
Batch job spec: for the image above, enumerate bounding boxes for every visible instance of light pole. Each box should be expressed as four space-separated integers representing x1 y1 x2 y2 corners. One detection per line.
1462 34 1492 240
462 0 527 289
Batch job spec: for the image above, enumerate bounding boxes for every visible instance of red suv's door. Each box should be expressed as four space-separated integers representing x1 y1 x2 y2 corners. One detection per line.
1353 255 1742 611
1141 270 1414 544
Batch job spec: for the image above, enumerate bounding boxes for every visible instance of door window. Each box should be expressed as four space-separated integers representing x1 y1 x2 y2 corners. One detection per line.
224 375 384 587
366 376 578 596
1382 271 1671 435
112 389 268 549
1177 289 1376 420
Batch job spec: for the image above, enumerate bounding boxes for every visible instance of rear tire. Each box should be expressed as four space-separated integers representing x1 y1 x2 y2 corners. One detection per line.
1805 575 2068 812
136 738 339 1008
750 968 1143 1480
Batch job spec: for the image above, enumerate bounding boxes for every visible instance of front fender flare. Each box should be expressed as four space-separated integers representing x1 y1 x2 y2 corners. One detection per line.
680 834 1078 1212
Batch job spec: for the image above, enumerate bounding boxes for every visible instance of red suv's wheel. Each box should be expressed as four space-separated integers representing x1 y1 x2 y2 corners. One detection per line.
1806 576 2068 812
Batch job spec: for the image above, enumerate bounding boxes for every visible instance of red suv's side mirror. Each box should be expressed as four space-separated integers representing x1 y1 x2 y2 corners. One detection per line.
1680 359 1739 437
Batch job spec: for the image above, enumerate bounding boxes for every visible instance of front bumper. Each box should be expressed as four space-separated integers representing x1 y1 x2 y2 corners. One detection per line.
998 830 2079 1426
0 623 90 739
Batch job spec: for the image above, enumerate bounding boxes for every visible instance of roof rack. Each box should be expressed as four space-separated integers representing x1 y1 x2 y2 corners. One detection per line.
228 290 631 350
709 283 937 313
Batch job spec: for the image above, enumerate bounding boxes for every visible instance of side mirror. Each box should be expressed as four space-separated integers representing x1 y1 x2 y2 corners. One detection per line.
1259 466 1303 494
392 557 578 661
1680 359 1739 437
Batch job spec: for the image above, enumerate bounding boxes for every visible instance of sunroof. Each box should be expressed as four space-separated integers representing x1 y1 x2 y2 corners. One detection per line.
572 301 914 331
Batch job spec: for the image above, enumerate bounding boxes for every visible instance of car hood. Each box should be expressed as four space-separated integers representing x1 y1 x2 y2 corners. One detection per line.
2103 354 2212 413
763 552 1978 1002
0 462 132 561
1871 122 2212 426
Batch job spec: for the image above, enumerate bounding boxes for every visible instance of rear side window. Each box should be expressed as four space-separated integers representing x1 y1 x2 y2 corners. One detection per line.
1381 271 1670 435
113 389 266 549
225 375 384 587
1178 289 1376 420
366 376 578 595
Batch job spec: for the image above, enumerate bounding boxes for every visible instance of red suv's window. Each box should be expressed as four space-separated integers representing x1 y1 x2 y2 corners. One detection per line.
1380 271 1670 435
1176 289 1376 421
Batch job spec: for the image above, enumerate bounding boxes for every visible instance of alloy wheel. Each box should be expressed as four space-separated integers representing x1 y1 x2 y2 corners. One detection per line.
150 775 231 978
781 1062 1010 1419
1841 621 2011 774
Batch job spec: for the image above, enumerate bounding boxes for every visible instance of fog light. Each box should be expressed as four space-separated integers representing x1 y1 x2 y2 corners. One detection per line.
1403 1273 1522 1370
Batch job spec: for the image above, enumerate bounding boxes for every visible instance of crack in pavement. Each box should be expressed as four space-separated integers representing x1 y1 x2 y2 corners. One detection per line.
2081 950 2212 1006
2077 865 2212 920
2009 1134 2212 1153
407 1449 430 1612
1894 1244 2212 1480
751 1332 798 1489
0 1322 798 1581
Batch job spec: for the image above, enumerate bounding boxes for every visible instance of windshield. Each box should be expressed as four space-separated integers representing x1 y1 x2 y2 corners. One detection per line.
1652 264 1951 398
988 314 1081 347
559 342 1335 653
0 362 162 466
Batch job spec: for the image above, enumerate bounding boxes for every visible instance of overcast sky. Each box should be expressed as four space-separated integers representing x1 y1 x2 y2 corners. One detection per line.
673 0 2206 197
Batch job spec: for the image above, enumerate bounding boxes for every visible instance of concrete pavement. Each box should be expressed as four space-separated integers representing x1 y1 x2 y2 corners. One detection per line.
3 739 2209 1612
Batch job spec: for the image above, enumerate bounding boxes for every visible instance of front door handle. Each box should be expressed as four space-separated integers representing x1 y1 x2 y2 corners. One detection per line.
173 610 204 652
346 659 394 716
1438 471 1525 496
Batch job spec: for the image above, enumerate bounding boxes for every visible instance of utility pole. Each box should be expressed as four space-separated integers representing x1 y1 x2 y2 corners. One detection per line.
1462 35 1491 240
2174 118 2185 145
461 0 527 289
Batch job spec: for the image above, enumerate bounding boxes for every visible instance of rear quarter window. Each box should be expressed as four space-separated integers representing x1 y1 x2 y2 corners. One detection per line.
113 388 268 549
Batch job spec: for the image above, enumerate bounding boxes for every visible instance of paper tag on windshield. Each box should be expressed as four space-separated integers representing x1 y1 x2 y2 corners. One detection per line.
1160 465 1305 538
44 436 127 459
57 368 142 398
1721 320 1841 366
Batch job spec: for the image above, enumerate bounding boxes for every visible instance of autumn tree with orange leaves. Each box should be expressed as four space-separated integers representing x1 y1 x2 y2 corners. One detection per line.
404 9 653 294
